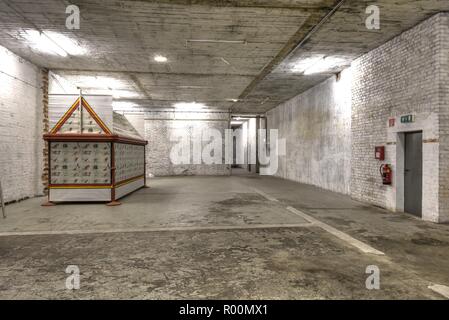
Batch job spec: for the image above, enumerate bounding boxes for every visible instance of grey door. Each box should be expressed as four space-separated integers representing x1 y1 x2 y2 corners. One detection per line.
404 132 423 217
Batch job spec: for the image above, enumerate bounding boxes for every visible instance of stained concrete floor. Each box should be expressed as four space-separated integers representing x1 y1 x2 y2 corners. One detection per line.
0 175 448 299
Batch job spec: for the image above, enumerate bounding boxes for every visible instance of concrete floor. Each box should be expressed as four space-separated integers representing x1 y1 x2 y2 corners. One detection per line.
0 175 448 299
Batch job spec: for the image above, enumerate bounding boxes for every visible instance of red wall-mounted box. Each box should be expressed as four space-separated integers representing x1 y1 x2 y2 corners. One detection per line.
375 146 385 160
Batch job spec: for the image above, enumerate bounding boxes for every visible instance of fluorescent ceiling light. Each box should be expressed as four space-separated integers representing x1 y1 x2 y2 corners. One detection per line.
231 121 244 125
112 90 140 99
174 102 206 110
112 101 137 110
220 57 231 65
75 76 126 90
177 86 213 89
303 57 347 75
45 31 87 56
292 55 347 75
72 88 128 98
23 30 86 57
260 97 270 105
154 55 168 63
49 73 79 93
186 39 246 44
291 55 324 73
23 30 66 56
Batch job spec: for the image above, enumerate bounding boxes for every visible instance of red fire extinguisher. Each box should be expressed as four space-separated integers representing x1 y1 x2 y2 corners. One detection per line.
380 164 392 185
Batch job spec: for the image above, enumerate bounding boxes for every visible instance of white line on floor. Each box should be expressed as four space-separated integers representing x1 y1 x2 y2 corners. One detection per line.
428 284 449 299
0 222 314 237
252 188 384 256
285 206 385 255
253 188 279 202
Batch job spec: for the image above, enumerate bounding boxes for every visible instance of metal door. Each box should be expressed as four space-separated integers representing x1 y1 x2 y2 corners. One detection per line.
404 132 423 217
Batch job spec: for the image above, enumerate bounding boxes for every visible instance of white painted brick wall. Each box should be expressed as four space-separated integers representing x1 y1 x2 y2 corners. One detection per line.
144 110 231 176
0 45 43 203
437 14 449 222
267 68 352 195
267 13 448 222
351 13 445 222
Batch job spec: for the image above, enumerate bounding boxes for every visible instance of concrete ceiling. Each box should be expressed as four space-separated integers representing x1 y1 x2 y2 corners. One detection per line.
0 0 448 113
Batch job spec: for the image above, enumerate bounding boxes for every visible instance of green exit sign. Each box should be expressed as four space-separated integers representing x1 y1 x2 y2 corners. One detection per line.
400 115 414 123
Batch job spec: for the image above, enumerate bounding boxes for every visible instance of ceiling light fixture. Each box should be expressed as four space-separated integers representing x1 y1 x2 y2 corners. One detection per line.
291 55 324 73
45 31 87 56
49 73 78 93
176 86 213 89
220 57 231 65
74 76 126 90
112 90 141 99
186 39 247 45
292 55 347 75
112 101 137 110
303 57 347 75
22 30 86 57
154 55 168 63
173 102 206 111
260 97 270 105
23 30 66 57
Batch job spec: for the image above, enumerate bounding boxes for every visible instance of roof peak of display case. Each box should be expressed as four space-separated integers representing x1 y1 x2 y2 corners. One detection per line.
45 95 147 145
50 97 112 135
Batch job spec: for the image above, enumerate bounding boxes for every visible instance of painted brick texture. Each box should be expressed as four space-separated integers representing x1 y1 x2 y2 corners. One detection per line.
437 14 449 222
267 13 448 222
267 68 352 195
145 111 230 176
0 45 44 203
351 13 445 221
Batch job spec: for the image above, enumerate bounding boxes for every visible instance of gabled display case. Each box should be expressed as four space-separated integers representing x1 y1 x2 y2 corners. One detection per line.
43 94 147 206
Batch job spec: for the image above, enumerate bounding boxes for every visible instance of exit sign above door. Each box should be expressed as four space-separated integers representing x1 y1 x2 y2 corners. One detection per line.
401 115 414 123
